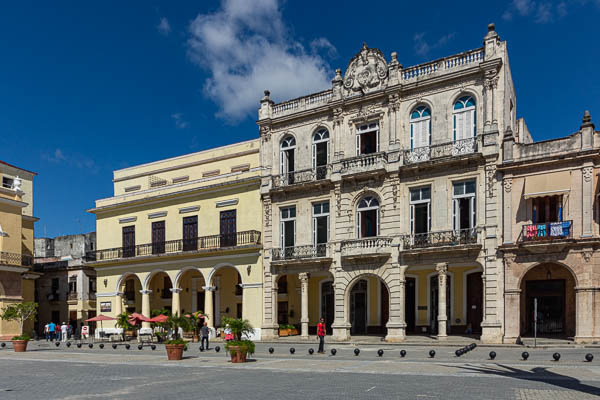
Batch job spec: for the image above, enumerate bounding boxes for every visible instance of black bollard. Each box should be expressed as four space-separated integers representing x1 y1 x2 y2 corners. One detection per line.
99 343 104 349
553 352 560 361
377 349 384 357
455 350 462 357
586 353 594 362
151 345 156 350
76 343 82 348
400 349 406 357
268 347 274 354
429 350 436 358
331 348 337 356
308 348 314 355
88 343 93 349
1 343 5 348
522 351 529 360
215 345 220 353
471 343 477 349
489 351 496 360
184 345 188 352
66 342 71 348
199 346 204 352
354 348 360 356
55 342 60 347
112 344 117 349
289 347 295 354
125 344 130 350
138 344 143 350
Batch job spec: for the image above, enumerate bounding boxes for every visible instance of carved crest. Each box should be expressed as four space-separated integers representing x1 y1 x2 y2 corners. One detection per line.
343 43 388 97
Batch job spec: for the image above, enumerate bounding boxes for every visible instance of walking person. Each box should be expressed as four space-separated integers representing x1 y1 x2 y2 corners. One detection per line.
317 317 326 354
44 323 50 341
61 322 68 342
200 322 210 351
48 321 56 341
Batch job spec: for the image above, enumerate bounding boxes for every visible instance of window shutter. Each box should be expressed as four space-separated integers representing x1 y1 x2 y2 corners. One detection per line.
312 143 316 170
410 205 414 234
356 211 361 238
465 110 473 138
312 216 316 246
455 112 465 141
410 123 414 149
471 196 476 228
356 134 360 155
421 120 430 148
452 199 457 231
280 151 284 175
280 221 285 249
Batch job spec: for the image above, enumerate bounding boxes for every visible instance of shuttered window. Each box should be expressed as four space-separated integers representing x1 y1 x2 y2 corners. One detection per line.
453 96 476 141
410 106 431 149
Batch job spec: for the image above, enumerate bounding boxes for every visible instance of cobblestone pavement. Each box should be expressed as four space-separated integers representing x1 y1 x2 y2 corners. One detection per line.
1 341 599 399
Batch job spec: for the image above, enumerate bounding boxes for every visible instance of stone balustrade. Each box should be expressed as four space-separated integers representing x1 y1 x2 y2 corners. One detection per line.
340 152 387 176
401 48 484 83
272 90 333 117
340 237 393 259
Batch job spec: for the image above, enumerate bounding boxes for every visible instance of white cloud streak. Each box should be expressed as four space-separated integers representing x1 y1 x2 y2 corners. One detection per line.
171 113 190 129
42 149 98 172
187 0 335 123
500 0 593 23
157 17 171 36
413 32 456 57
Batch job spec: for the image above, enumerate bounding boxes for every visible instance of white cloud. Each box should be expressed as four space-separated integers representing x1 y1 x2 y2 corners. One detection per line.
187 0 335 122
171 113 190 129
413 32 456 57
42 149 98 171
502 0 579 23
157 17 171 36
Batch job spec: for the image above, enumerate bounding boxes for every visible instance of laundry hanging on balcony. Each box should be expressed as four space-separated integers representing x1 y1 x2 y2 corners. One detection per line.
549 222 563 237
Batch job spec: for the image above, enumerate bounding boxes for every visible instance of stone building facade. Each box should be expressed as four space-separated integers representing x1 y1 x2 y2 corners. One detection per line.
34 232 97 334
258 25 510 342
500 111 600 343
0 160 38 340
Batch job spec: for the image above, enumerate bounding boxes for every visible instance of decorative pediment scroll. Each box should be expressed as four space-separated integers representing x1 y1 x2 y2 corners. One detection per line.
343 43 388 97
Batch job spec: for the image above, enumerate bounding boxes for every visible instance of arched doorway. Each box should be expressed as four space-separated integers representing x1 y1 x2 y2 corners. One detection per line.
520 263 576 338
349 276 389 336
174 268 206 316
147 271 174 315
211 266 243 327
118 274 142 315
320 280 334 335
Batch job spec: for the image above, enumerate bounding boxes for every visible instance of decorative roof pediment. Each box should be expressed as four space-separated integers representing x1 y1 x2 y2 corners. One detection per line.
343 43 388 97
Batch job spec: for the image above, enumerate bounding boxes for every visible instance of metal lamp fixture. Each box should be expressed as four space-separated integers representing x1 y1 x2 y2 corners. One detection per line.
247 265 251 276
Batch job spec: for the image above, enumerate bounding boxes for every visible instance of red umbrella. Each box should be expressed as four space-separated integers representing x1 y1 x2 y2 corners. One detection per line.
85 314 116 335
128 312 151 326
148 314 169 323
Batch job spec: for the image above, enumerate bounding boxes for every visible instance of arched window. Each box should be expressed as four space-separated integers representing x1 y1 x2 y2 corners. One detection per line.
312 129 329 179
356 196 380 238
453 96 476 141
280 136 296 183
356 122 378 155
410 106 431 149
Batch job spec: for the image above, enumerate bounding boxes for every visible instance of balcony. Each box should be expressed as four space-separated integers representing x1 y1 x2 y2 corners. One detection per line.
67 292 78 302
403 137 478 165
47 292 60 302
0 251 33 267
519 221 573 243
87 230 261 262
340 237 393 260
340 152 387 177
400 228 480 251
271 166 330 190
271 244 330 265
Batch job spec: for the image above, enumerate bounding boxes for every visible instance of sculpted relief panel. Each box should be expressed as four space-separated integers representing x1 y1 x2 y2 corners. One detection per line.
343 44 389 97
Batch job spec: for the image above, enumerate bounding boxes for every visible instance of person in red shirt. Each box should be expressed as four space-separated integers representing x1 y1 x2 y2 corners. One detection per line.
317 318 326 354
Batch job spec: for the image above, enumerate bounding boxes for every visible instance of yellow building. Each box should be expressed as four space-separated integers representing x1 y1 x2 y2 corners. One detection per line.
88 140 264 338
0 160 38 340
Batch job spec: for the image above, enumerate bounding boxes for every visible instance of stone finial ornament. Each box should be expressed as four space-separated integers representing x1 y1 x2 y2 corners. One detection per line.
581 110 594 128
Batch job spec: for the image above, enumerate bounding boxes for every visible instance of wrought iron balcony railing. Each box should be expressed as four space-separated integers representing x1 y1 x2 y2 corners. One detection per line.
271 244 328 261
0 251 33 267
401 228 479 249
340 152 387 175
272 166 330 188
403 137 477 165
67 292 78 301
87 230 261 262
519 221 572 243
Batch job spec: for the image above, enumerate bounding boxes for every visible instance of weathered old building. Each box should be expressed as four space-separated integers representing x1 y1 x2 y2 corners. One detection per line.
500 111 600 343
258 24 510 342
34 233 97 333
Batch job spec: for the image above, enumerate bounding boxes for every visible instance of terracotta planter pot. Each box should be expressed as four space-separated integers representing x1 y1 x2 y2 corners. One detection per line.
289 329 299 336
279 329 290 337
12 340 28 352
165 344 185 360
192 335 199 343
228 345 247 363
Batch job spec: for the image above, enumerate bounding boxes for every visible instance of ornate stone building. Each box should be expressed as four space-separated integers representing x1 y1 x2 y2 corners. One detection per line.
500 110 600 343
258 24 510 342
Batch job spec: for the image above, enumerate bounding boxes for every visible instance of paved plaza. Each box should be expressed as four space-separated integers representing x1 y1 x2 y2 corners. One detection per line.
1 342 600 399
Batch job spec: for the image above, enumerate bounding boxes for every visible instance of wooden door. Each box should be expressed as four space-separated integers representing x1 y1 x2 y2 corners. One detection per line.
183 216 198 251
467 272 483 333
122 226 135 258
220 210 237 247
380 281 389 333
321 281 334 335
405 277 416 333
152 221 165 254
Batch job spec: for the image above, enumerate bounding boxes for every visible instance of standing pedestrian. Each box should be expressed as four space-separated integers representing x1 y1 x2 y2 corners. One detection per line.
61 322 68 342
68 323 73 340
48 321 56 341
44 323 50 341
200 322 210 350
317 317 326 354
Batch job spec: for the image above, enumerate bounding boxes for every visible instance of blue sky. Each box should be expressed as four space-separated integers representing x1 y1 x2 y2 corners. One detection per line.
1 0 599 238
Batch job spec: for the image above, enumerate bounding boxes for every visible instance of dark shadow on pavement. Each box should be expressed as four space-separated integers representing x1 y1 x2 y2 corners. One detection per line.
450 363 600 396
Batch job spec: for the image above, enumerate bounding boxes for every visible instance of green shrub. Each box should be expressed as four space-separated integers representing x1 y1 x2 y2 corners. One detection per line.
11 334 30 341
225 339 255 355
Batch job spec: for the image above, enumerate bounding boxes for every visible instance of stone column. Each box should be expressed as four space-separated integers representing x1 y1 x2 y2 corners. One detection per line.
436 263 448 339
272 275 279 331
503 289 521 343
114 292 123 317
582 166 594 237
202 286 215 328
140 289 152 329
574 287 599 343
503 179 513 243
299 272 309 338
171 288 182 316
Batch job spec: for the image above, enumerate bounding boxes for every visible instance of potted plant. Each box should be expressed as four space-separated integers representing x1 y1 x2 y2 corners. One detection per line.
289 324 299 336
0 301 37 352
163 313 191 361
279 324 290 337
223 317 255 363
184 311 204 343
115 312 134 338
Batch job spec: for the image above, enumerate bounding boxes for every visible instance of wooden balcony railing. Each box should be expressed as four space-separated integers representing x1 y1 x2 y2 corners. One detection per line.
271 244 328 261
401 228 479 250
0 251 33 267
519 221 572 243
86 230 261 262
